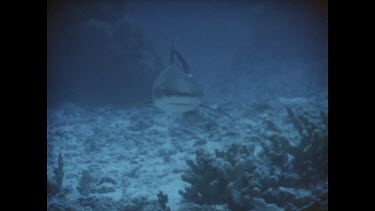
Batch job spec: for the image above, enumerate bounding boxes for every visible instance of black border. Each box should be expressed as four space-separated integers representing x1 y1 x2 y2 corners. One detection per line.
7 0 349 209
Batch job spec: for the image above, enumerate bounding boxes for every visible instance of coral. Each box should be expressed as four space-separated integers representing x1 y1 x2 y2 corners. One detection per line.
286 106 304 136
77 170 94 196
47 153 64 197
179 108 328 210
286 106 328 182
179 149 231 206
157 191 171 211
179 146 259 210
262 118 282 134
77 169 118 196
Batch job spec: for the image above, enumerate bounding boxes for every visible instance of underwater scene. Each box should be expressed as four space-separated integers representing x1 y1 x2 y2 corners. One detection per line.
47 0 328 210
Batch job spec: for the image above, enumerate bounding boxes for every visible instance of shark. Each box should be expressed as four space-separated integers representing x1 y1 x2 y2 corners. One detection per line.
152 42 204 113
152 42 233 119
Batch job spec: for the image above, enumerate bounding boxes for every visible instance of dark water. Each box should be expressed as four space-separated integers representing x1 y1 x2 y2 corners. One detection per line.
47 0 327 107
47 0 328 210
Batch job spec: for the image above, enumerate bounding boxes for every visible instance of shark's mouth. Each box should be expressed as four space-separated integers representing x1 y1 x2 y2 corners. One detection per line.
159 89 203 98
153 95 201 113
168 102 193 106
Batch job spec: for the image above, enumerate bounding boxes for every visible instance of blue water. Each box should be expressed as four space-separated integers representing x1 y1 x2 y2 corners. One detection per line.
47 0 328 210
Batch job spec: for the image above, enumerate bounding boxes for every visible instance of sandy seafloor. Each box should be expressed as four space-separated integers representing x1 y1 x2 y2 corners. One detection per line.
47 93 328 211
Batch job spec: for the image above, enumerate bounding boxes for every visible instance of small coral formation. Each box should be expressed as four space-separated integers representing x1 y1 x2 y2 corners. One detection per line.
47 153 64 197
157 191 171 211
77 170 94 196
179 108 328 210
77 169 118 196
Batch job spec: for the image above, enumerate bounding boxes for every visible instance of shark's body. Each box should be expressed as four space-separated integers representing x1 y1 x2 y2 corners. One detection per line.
152 44 203 113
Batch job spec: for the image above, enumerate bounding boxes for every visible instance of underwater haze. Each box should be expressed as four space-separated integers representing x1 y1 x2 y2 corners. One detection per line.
47 0 328 210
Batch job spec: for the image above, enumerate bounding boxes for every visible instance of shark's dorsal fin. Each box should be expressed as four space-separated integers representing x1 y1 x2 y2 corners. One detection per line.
170 40 175 64
170 41 191 76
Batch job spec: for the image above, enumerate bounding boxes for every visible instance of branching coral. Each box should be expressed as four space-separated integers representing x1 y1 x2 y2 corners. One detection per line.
179 146 272 210
179 108 328 210
179 149 230 206
286 106 328 182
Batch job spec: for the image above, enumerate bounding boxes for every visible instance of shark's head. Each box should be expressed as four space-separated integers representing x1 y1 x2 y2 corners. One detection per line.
152 43 203 113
